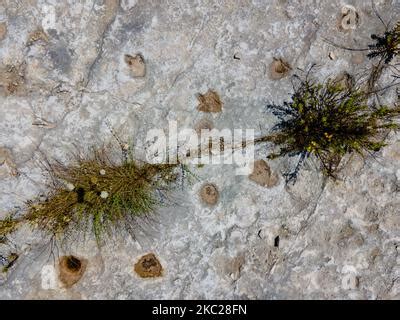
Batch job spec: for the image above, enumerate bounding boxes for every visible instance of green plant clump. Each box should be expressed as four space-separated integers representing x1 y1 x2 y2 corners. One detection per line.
0 217 21 240
1 148 186 243
264 76 400 182
368 22 400 64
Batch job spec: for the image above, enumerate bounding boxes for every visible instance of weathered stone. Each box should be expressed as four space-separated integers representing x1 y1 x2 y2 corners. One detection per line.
0 0 399 300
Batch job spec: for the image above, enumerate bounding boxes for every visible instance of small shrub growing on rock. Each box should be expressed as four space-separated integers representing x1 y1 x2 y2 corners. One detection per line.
0 146 187 244
260 73 400 183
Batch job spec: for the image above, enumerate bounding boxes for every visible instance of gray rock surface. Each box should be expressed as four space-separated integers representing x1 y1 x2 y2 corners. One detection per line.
0 0 399 299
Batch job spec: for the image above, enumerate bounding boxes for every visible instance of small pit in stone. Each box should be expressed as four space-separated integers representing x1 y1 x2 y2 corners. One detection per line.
338 5 359 32
66 255 82 272
233 53 241 60
249 159 279 188
58 255 87 288
124 53 146 77
200 183 219 206
269 58 291 80
274 236 280 248
134 253 163 278
197 90 223 113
